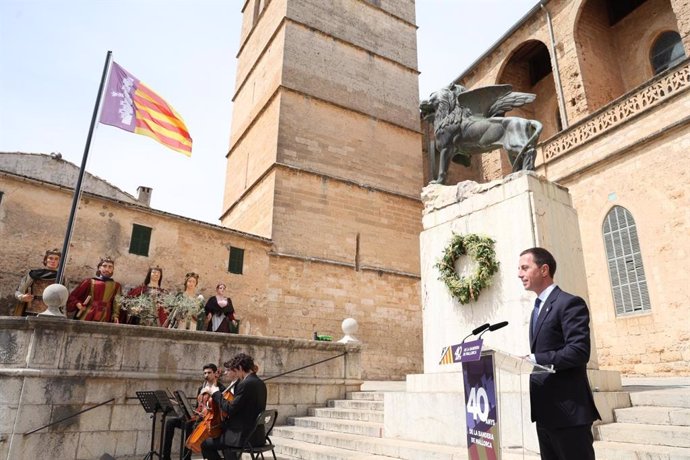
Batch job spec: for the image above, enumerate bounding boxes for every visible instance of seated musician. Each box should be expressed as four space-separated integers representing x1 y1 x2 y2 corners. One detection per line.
162 363 226 460
200 353 267 460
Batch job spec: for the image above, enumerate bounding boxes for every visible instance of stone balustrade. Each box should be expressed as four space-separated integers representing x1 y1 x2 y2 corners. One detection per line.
540 59 690 162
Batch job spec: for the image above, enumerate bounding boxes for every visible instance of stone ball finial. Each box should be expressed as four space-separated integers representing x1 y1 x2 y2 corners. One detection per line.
38 284 68 318
338 317 359 343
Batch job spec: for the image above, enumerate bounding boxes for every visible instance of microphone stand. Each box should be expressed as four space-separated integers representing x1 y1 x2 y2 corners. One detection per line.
461 323 490 343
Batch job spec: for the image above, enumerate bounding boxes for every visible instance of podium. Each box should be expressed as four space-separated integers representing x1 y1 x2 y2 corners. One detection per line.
462 349 554 460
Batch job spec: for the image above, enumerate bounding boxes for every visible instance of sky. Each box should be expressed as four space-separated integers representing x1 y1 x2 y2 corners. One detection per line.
0 0 538 225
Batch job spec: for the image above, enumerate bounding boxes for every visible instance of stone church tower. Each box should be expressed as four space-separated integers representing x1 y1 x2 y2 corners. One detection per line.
221 0 424 379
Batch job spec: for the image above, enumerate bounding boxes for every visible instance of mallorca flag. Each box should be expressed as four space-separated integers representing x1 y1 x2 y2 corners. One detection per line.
100 61 192 156
439 346 454 365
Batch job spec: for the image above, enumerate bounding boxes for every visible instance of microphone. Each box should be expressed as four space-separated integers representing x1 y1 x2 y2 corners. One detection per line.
489 321 508 331
478 321 509 339
461 323 490 343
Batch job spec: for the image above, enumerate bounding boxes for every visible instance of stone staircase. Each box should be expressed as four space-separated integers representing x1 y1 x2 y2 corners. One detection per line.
268 381 690 460
272 390 467 459
594 385 690 459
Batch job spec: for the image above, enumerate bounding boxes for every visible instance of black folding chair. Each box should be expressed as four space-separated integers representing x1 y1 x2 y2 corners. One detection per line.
235 409 278 460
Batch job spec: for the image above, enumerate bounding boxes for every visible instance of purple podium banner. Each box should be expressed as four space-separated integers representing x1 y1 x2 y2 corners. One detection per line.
463 353 501 460
438 339 484 365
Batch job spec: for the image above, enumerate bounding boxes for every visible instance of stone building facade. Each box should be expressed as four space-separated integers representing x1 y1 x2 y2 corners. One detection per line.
425 0 690 375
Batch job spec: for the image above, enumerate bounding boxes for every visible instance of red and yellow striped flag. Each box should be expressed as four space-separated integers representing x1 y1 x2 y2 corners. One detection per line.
439 346 454 365
100 61 192 156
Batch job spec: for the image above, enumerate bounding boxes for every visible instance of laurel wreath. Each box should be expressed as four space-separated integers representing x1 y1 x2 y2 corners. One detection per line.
435 233 499 304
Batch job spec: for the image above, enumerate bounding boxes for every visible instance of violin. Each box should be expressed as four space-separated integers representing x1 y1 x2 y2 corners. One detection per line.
193 391 212 420
185 385 235 454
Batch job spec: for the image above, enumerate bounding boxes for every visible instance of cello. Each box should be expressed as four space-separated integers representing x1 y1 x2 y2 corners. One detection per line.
185 385 234 453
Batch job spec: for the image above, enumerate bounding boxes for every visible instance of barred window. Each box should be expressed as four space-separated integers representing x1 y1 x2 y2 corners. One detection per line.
602 206 651 316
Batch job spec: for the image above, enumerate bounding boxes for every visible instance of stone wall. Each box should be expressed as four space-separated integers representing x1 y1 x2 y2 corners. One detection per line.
0 170 417 379
0 316 361 460
550 108 690 374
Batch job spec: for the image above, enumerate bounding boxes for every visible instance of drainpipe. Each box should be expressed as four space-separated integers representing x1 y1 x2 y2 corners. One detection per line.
541 1 569 129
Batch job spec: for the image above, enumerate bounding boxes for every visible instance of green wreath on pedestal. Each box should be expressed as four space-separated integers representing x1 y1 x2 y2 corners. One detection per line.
435 233 500 305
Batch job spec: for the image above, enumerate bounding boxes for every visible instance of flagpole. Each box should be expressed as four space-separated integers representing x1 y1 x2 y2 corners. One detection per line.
56 50 113 285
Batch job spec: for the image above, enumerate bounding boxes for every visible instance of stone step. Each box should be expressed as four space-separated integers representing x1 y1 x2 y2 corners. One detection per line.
360 381 406 392
273 428 540 460
596 422 690 448
347 392 384 401
615 405 690 426
594 441 690 460
288 416 384 437
273 427 462 459
329 399 384 411
273 435 400 460
310 407 384 423
630 388 690 408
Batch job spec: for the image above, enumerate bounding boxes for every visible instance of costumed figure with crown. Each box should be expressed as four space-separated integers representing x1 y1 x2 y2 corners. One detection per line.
161 272 205 330
66 256 122 323
119 266 166 325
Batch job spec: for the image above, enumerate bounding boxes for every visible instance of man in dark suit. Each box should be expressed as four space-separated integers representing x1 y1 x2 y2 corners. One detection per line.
201 353 267 460
161 363 226 460
518 247 600 460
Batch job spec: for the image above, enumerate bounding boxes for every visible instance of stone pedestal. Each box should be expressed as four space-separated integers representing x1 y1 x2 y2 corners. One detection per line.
384 172 624 452
419 171 598 372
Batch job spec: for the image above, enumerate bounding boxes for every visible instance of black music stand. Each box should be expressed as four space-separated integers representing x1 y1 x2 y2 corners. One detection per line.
173 390 196 421
173 390 198 460
137 390 175 460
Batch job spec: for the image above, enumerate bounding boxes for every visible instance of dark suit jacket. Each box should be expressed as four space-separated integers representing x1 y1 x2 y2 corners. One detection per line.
212 373 267 447
529 286 601 428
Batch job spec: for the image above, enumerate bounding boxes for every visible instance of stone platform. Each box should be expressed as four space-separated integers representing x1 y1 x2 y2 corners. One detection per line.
0 316 361 460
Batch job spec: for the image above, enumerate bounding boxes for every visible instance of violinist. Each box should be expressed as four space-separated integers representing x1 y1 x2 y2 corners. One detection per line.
161 363 226 460
200 353 267 460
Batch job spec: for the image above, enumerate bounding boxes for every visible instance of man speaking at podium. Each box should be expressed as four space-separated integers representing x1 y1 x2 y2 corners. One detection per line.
518 247 600 460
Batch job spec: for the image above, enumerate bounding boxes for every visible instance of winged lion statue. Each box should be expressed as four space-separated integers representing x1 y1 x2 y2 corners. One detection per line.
420 84 543 184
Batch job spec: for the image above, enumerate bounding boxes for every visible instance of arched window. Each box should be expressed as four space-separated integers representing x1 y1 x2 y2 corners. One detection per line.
650 31 686 75
602 206 651 316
